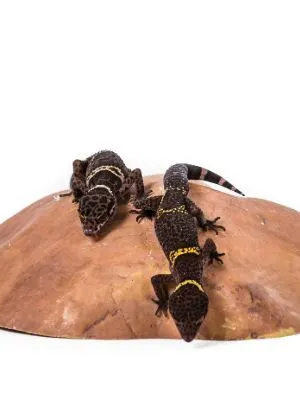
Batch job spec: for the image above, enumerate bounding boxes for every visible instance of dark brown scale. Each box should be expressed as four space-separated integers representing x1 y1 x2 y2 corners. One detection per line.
131 162 242 342
65 150 146 236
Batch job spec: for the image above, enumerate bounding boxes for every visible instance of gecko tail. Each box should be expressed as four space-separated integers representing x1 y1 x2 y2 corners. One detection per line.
185 164 245 196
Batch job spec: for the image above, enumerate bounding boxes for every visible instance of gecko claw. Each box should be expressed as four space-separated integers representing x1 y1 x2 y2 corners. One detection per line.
130 208 155 223
209 251 225 265
152 298 168 317
200 217 226 235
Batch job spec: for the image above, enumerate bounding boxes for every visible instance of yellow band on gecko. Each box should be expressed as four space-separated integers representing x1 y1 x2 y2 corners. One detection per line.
174 280 204 293
169 246 201 266
156 205 188 219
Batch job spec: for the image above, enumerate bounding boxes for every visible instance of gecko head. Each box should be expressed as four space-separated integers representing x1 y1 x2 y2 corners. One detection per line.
168 283 208 342
78 192 116 236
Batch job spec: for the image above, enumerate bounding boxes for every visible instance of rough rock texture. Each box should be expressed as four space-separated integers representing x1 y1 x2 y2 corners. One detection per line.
0 176 300 340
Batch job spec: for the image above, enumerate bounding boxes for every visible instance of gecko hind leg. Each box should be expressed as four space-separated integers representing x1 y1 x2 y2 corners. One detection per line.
185 198 226 235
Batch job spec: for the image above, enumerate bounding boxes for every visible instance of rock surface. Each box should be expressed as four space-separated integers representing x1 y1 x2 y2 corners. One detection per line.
0 176 300 340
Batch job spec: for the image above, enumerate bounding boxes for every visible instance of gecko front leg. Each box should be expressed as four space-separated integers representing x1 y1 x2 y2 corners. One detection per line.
185 198 225 234
151 274 175 317
118 168 146 201
200 238 225 268
130 195 163 223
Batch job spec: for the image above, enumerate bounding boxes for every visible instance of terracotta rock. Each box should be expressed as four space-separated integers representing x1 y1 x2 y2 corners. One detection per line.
0 175 300 340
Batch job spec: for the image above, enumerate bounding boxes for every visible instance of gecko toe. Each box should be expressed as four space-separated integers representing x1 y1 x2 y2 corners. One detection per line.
210 251 225 265
214 224 226 231
152 298 168 317
202 217 226 234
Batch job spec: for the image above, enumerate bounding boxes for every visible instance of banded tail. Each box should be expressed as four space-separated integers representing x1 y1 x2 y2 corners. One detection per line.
185 164 245 196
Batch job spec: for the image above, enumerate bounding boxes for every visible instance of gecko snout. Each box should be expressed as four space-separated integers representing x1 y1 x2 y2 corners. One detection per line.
78 193 116 236
168 284 209 342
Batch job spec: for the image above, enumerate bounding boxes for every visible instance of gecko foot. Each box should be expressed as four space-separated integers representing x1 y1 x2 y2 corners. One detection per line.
200 217 226 235
209 250 225 265
152 298 169 317
130 208 156 223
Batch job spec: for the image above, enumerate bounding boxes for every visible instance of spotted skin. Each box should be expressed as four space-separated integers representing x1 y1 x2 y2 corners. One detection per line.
66 150 146 236
131 163 243 342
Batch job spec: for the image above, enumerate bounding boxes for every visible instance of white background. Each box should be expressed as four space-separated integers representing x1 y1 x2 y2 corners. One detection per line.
0 1 299 399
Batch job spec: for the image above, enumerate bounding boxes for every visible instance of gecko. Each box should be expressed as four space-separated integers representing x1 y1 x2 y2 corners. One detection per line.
65 150 147 236
130 163 244 342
